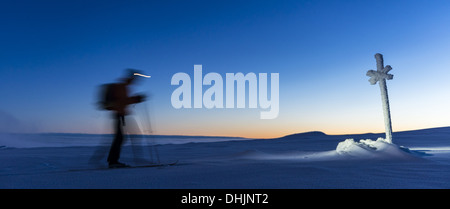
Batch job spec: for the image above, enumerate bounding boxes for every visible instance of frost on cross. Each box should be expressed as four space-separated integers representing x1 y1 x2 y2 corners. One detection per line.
366 53 394 143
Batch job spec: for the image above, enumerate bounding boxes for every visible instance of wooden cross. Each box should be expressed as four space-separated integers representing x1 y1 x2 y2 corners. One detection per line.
366 53 394 143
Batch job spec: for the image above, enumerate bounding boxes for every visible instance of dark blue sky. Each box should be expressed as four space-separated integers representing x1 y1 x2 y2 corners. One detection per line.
1 0 450 137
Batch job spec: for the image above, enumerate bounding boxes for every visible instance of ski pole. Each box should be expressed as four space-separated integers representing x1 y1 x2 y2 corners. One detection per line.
141 101 160 164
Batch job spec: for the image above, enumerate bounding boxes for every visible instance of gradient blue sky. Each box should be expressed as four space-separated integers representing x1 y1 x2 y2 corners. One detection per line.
1 0 450 138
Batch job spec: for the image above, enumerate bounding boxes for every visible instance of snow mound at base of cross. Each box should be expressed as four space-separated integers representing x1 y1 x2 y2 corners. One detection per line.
237 138 422 162
336 138 417 160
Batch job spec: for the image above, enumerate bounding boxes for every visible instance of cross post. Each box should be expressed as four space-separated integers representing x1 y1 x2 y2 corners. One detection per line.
366 53 394 143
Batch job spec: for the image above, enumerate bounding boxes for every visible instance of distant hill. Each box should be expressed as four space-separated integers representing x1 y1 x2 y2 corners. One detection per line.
278 131 327 139
277 126 450 140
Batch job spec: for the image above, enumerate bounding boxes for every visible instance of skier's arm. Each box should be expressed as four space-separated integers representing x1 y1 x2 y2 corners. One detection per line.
127 94 146 105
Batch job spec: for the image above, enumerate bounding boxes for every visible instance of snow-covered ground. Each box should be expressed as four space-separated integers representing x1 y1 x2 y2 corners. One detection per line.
1 127 450 189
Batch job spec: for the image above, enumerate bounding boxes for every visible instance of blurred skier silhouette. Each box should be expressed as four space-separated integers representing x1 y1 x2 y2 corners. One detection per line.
96 69 148 168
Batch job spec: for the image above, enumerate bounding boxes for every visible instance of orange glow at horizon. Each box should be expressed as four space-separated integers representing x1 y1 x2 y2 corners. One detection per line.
80 121 449 139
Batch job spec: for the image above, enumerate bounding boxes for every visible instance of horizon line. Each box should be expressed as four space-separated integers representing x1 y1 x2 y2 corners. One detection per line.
3 126 449 139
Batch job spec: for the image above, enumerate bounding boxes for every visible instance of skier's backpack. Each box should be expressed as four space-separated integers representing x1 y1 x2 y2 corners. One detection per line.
97 83 116 110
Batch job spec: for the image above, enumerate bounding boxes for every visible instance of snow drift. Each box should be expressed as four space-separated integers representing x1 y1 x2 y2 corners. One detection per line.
336 137 419 160
237 137 421 162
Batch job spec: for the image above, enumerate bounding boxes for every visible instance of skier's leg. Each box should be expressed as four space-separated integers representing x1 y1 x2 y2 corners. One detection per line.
107 114 124 164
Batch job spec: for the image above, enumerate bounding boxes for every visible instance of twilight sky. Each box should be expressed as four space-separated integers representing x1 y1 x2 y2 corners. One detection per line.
1 0 450 138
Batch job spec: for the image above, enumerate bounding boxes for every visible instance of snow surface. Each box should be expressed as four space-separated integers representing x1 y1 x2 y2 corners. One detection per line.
1 127 450 188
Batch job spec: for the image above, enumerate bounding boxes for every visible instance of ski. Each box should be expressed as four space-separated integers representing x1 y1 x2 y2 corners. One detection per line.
68 160 178 172
121 160 178 169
